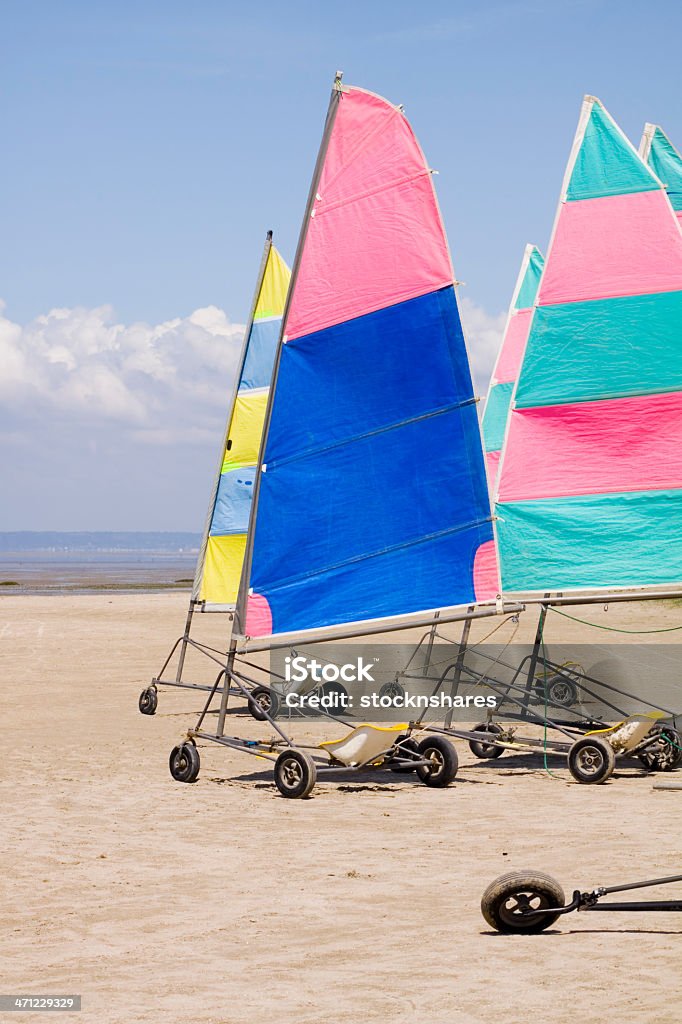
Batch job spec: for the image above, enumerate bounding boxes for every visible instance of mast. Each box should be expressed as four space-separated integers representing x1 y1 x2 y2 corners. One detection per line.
233 74 345 637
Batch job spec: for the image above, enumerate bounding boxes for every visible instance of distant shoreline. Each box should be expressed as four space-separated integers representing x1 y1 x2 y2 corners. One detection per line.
0 548 198 595
0 531 202 554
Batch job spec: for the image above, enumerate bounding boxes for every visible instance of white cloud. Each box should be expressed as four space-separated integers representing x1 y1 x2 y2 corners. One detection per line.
459 295 506 396
0 296 505 448
0 301 246 439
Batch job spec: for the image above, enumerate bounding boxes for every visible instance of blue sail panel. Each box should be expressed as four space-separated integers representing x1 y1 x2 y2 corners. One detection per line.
247 286 494 635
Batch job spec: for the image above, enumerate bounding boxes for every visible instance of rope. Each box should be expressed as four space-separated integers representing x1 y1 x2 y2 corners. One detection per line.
548 606 682 635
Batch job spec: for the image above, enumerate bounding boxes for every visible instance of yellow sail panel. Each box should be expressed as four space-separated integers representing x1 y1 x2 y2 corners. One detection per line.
193 237 291 608
255 245 289 320
199 534 247 604
221 390 269 471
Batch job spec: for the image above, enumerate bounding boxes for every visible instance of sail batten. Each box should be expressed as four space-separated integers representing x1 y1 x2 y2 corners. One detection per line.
234 81 494 642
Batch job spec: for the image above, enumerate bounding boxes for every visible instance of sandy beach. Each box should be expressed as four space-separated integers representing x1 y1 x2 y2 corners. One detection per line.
1 593 681 1024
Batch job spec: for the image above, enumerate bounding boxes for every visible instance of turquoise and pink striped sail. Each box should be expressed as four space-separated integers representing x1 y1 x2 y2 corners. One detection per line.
640 123 682 228
236 82 494 641
495 96 682 592
482 244 544 487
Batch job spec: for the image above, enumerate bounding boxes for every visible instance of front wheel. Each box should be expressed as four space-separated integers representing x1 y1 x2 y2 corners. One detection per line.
567 735 615 784
481 870 566 933
139 686 158 715
248 686 279 722
638 726 682 772
274 749 317 799
318 681 349 717
415 736 458 788
169 742 200 783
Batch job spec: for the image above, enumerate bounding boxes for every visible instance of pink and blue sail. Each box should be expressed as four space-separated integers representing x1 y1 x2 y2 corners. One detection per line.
238 83 494 640
640 123 682 227
482 244 544 486
495 96 682 592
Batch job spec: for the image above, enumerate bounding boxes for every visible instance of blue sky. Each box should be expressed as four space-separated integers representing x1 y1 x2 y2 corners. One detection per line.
2 0 682 529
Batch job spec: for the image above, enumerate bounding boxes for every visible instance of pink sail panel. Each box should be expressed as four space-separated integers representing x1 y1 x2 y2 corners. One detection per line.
473 539 499 601
538 189 682 306
498 390 682 502
285 89 453 341
244 593 273 637
485 450 501 482
492 309 534 385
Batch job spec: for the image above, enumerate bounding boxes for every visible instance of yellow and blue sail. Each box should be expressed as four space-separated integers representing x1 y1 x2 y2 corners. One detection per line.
196 237 290 606
237 85 495 641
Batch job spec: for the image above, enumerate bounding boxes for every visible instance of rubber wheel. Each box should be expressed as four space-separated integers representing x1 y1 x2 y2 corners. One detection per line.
415 736 458 787
318 681 349 717
169 742 200 783
481 870 566 933
248 686 279 722
567 735 615 784
546 675 579 708
274 749 316 799
139 686 158 715
469 723 504 759
388 736 420 773
379 680 405 702
638 726 682 772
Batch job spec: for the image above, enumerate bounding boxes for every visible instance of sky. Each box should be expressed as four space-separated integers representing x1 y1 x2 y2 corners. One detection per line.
2 0 682 530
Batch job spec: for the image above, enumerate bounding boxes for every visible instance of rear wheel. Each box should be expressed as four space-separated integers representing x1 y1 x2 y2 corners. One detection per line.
388 737 420 773
638 726 682 772
567 735 615 784
481 870 565 933
415 736 458 787
469 723 504 759
274 749 317 799
169 742 200 783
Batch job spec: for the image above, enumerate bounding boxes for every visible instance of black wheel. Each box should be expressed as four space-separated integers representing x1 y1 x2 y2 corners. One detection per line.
274 749 316 799
248 686 279 722
139 686 158 715
481 870 566 933
318 681 349 717
469 723 504 759
567 735 615 784
546 674 579 708
379 680 405 702
415 736 458 787
169 742 200 783
638 726 682 772
388 736 420 773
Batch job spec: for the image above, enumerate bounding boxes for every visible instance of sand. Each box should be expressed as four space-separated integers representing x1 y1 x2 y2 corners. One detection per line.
1 593 681 1024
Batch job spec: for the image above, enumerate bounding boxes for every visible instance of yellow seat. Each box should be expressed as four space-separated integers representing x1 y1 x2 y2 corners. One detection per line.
586 711 667 753
319 724 410 767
